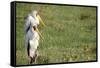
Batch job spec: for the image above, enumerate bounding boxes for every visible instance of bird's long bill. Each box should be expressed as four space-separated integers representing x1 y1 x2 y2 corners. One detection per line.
36 28 44 40
37 15 46 27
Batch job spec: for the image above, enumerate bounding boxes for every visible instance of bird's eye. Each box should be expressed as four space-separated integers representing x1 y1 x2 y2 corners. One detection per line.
33 26 36 30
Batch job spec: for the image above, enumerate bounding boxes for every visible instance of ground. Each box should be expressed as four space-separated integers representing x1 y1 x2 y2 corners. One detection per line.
16 3 97 65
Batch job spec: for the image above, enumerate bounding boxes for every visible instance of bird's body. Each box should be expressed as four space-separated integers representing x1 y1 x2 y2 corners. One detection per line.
24 11 40 64
29 30 39 58
25 28 39 64
24 13 40 47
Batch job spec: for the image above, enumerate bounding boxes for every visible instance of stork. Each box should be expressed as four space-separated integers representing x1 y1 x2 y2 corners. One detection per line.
24 10 45 64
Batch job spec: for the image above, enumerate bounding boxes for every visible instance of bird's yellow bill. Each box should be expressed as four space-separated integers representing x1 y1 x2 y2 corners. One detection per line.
37 15 46 27
36 28 44 40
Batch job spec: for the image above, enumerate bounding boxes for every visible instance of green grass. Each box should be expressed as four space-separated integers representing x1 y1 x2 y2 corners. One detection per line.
16 3 97 65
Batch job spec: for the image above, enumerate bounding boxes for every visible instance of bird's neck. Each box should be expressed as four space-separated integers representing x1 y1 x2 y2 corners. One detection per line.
34 15 37 18
34 15 39 21
33 15 37 19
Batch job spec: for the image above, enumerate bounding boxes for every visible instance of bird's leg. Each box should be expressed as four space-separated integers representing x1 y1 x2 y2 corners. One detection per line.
30 50 39 64
29 53 36 64
30 57 33 64
34 50 38 63
29 56 35 64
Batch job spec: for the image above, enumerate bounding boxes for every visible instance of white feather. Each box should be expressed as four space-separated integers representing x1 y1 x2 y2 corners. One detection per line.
29 31 39 57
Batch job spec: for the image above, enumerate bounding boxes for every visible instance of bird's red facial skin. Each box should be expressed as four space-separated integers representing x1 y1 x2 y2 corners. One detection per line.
32 26 36 32
32 27 34 32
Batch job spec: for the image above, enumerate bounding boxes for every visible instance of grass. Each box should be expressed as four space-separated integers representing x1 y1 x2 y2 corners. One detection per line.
16 3 97 65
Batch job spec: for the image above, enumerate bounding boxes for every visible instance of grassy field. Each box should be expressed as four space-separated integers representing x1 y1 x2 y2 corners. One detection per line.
16 3 97 65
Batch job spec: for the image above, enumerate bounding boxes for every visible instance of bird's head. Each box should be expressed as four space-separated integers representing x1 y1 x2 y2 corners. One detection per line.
32 10 38 17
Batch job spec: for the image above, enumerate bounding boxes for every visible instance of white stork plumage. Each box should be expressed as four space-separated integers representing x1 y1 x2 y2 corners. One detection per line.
24 10 40 64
